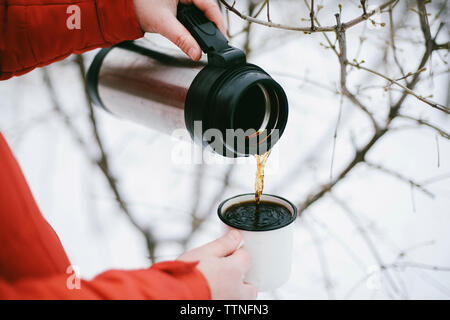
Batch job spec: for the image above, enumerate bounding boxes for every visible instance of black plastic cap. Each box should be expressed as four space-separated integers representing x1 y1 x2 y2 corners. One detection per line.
185 63 289 157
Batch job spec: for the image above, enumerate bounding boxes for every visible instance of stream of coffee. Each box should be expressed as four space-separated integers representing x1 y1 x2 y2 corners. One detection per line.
254 150 271 206
222 149 293 231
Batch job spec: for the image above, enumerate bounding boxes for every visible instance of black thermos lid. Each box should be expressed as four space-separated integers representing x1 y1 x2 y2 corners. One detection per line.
179 4 289 157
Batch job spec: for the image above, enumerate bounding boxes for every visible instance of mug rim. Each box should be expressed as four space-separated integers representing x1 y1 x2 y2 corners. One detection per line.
217 193 298 232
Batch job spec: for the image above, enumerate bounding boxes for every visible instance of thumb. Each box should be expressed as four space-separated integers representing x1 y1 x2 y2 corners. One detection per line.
157 12 202 60
197 230 242 257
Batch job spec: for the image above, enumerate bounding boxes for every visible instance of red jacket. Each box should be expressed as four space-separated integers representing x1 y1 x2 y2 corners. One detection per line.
1 0 142 79
0 0 211 299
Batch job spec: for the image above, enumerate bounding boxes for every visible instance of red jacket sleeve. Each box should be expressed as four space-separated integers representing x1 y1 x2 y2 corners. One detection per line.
0 0 143 80
1 122 211 300
0 261 211 300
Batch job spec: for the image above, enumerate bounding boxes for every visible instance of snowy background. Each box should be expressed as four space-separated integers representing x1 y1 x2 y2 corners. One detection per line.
0 0 449 299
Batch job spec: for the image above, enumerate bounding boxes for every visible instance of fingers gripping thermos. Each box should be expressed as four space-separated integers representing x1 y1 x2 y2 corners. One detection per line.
87 4 289 157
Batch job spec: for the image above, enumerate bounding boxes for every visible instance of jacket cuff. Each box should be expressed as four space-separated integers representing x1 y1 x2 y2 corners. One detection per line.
96 0 143 44
152 261 211 300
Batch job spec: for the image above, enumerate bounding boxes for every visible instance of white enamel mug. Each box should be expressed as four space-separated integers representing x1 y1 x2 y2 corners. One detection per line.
218 193 297 292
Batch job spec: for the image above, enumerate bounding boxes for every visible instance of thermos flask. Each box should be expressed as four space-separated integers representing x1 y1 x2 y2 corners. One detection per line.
87 4 288 157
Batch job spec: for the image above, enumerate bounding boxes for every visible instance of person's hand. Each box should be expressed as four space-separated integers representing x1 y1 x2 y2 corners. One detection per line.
133 0 226 61
178 230 257 300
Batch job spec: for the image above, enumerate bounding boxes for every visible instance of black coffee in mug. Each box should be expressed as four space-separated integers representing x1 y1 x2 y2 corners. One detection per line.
218 194 298 291
223 200 293 231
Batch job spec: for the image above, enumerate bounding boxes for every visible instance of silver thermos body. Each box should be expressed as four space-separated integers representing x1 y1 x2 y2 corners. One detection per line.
88 41 203 136
87 5 288 157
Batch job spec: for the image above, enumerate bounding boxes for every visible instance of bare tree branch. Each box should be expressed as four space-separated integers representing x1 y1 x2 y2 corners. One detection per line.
182 164 235 247
297 5 447 214
364 160 435 198
42 57 158 263
396 114 450 139
331 194 403 297
218 0 396 33
310 0 315 31
347 60 449 114
304 1 380 130
304 219 335 299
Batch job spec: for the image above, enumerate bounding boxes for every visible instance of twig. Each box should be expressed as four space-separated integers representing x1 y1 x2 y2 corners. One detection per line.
308 3 379 130
298 27 437 214
421 172 450 186
338 11 380 130
182 164 235 246
253 0 268 19
396 240 436 259
307 215 367 272
331 194 402 297
75 55 157 262
344 259 450 299
185 163 206 249
43 66 156 263
335 13 347 85
390 261 450 272
394 67 427 82
411 182 417 213
266 0 271 23
218 0 396 33
310 0 315 31
344 268 378 299
396 114 450 139
330 94 344 181
304 219 335 299
415 270 450 296
360 0 367 16
298 128 388 214
388 5 406 76
417 0 433 64
436 134 440 168
242 1 256 56
269 70 339 94
364 161 435 198
348 61 449 114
